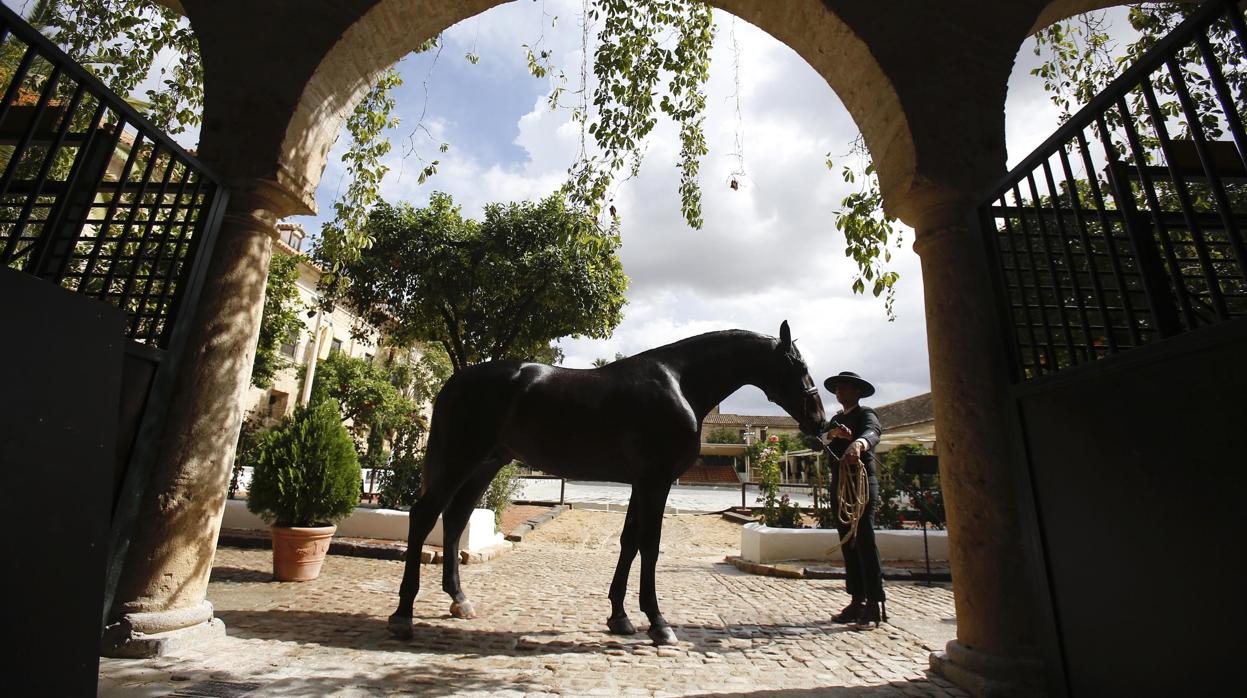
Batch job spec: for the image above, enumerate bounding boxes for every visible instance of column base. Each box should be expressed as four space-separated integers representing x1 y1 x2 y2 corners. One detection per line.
100 601 226 658
929 640 1047 698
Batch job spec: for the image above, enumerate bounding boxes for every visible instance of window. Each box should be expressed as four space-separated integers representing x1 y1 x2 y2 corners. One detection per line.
330 338 343 355
280 340 296 358
268 391 289 418
365 353 374 364
281 225 305 252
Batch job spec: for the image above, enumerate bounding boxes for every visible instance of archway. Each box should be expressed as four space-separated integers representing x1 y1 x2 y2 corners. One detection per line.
113 1 1202 695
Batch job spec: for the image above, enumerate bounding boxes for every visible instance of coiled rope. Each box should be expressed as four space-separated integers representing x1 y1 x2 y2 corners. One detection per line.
821 442 869 555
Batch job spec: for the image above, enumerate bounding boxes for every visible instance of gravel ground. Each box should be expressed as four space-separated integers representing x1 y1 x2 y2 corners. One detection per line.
523 508 744 555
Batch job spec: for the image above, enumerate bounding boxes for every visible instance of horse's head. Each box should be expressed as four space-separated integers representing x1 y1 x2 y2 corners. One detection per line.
762 321 826 435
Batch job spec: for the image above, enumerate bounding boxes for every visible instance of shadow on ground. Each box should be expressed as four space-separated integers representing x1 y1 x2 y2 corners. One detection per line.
167 671 957 698
217 608 877 658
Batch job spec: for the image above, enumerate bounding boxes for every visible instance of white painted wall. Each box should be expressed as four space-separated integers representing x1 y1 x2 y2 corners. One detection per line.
221 499 503 552
740 522 948 563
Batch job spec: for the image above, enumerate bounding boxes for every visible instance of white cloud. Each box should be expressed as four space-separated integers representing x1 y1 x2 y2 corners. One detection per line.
293 1 1146 418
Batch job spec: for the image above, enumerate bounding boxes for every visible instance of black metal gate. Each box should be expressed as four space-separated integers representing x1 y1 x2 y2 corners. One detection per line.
0 5 225 694
980 1 1247 694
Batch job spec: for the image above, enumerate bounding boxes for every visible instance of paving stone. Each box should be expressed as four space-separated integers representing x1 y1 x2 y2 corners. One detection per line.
100 512 959 696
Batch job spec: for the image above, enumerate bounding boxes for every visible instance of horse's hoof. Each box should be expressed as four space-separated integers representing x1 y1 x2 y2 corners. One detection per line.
607 615 636 635
386 614 414 640
449 600 477 619
647 624 678 645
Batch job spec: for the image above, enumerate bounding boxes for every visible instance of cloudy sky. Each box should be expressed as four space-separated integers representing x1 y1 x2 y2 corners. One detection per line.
294 1 1137 416
296 2 1141 416
8 0 1133 416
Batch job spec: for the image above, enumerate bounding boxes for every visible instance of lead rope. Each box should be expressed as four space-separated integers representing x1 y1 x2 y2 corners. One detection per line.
820 443 869 556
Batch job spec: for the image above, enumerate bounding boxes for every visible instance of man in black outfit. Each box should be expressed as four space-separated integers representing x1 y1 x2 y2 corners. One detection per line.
821 371 886 629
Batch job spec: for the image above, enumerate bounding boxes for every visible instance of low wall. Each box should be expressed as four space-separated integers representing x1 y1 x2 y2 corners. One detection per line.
221 499 503 552
740 522 948 563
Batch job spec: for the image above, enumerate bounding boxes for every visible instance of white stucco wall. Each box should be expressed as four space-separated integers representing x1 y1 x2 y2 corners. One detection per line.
740 522 948 563
221 499 503 552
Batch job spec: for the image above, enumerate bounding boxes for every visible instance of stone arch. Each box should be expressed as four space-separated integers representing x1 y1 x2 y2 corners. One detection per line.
277 0 916 220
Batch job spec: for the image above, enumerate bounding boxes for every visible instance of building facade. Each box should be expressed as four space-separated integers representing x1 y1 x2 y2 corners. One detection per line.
240 223 421 427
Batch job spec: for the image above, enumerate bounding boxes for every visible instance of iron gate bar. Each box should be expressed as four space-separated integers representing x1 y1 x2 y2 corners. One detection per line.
998 198 1045 372
1040 157 1095 363
1197 32 1247 172
133 163 195 338
1139 77 1229 321
1012 181 1060 372
1025 170 1080 362
0 47 40 206
0 61 63 202
0 42 39 156
1099 108 1188 336
102 138 163 307
2 2 228 348
1165 55 1247 283
1058 140 1119 352
79 125 142 296
1109 97 1191 329
983 206 1030 380
9 82 86 253
987 0 1237 196
120 145 178 335
25 98 108 278
991 205 1247 230
980 0 1247 380
1228 2 1247 53
1076 127 1146 349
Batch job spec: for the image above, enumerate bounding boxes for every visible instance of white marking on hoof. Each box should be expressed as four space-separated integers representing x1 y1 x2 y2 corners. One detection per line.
450 600 477 619
648 624 678 645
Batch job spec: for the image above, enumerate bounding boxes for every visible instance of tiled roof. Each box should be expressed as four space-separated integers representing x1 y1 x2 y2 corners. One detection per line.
873 392 934 430
703 412 798 428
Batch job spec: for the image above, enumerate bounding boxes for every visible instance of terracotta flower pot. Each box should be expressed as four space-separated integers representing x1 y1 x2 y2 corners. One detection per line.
270 525 337 581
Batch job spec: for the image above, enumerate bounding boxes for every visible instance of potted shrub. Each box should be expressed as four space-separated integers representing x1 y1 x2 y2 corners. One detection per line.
246 398 361 581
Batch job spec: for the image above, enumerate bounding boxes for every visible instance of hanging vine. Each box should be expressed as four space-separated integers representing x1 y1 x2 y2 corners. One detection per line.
315 67 403 280
563 0 715 228
828 136 902 321
727 16 746 191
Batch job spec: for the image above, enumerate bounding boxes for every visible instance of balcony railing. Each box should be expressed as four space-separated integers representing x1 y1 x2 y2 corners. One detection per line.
0 4 226 349
981 0 1247 382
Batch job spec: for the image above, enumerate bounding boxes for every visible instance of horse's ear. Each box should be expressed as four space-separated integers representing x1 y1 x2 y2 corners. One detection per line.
779 320 792 350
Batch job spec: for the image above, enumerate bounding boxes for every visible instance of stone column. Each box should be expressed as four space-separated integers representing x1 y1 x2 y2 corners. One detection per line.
912 202 1047 696
102 181 292 657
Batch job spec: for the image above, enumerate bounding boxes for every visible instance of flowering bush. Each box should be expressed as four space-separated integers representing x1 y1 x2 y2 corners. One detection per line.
754 442 803 528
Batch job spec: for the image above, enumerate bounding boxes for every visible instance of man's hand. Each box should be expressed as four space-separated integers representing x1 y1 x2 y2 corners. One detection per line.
841 440 863 466
829 424 852 440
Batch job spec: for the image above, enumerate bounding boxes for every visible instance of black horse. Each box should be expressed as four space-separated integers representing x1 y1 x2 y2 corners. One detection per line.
387 321 825 644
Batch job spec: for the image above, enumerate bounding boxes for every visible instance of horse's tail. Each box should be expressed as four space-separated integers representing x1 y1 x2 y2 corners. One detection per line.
420 377 455 499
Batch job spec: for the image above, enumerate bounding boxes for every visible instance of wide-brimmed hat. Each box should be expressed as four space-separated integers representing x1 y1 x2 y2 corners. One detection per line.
823 371 875 397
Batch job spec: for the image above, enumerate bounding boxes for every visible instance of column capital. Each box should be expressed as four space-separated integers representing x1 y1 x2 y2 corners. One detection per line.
885 179 976 232
221 178 306 241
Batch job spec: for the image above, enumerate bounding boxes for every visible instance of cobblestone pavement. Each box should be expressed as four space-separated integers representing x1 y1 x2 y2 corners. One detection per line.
99 511 962 697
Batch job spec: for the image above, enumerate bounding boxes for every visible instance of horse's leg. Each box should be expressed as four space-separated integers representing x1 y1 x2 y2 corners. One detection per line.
440 465 501 619
386 480 457 639
637 480 677 645
606 489 642 635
